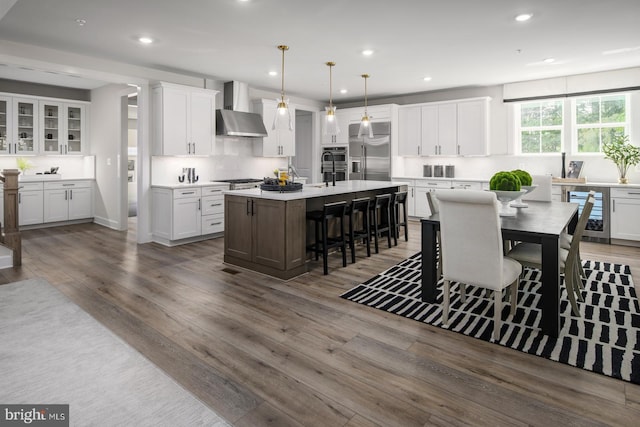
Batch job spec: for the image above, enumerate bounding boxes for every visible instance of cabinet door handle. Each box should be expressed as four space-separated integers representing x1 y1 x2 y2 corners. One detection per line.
65 190 68 201
182 191 196 195
210 221 222 226
198 199 201 211
434 146 437 155
193 143 196 154
210 203 222 207
18 193 21 203
626 192 640 195
251 200 255 216
612 199 615 212
246 199 251 215
411 188 414 197
70 189 73 199
457 145 460 155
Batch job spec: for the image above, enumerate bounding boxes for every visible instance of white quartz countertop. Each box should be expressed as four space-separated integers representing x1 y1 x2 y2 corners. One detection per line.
392 176 640 188
151 182 231 190
224 180 411 201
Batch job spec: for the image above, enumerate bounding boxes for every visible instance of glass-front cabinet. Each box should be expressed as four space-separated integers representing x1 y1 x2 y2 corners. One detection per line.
0 96 10 153
40 101 85 154
41 101 62 154
66 104 84 154
13 98 38 154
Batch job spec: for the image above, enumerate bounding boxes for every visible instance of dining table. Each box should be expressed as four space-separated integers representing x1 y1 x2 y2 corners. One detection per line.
420 200 579 338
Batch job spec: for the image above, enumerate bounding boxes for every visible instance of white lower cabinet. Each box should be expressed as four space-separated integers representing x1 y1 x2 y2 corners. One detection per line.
19 182 43 226
151 184 227 245
43 181 93 223
610 188 640 242
413 179 452 218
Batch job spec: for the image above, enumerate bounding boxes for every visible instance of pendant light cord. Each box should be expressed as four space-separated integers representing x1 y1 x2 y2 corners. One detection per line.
278 45 289 103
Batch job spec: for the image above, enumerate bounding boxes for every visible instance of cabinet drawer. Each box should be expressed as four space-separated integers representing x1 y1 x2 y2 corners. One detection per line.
44 180 93 190
202 185 228 196
451 181 482 190
19 182 44 191
202 213 224 235
202 195 224 215
415 179 451 188
173 188 201 199
611 188 640 199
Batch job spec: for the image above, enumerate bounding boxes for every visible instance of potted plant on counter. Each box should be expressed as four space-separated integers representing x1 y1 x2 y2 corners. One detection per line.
16 157 34 175
602 134 640 184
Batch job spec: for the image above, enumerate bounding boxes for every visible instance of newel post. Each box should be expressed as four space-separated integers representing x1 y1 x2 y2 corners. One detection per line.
1 169 21 266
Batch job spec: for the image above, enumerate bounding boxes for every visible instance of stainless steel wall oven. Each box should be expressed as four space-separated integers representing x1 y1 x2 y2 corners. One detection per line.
562 185 610 244
321 146 348 183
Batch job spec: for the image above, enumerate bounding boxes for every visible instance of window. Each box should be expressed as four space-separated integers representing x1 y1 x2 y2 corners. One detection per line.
574 94 628 153
517 100 563 154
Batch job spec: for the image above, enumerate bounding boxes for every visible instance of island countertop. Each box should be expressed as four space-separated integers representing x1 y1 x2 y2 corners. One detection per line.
223 180 411 200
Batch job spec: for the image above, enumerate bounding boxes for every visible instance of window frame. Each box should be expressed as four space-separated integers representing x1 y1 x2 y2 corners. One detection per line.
513 92 632 156
515 98 565 155
571 93 630 155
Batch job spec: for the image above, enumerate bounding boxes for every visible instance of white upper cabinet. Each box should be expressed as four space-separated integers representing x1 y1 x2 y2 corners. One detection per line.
152 83 217 156
456 98 489 156
398 97 490 157
398 106 421 156
0 96 11 153
40 101 87 155
12 98 38 155
253 99 295 157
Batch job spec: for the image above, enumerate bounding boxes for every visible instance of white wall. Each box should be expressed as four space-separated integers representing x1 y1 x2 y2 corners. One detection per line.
90 83 135 230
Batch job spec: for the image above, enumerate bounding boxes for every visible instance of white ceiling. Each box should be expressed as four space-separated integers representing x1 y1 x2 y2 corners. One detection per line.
1 0 640 102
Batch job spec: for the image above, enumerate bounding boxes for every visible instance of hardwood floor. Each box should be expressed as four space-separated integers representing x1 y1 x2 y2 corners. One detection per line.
3 219 640 426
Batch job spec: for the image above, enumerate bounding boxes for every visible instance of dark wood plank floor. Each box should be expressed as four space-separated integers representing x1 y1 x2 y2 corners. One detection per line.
3 219 640 426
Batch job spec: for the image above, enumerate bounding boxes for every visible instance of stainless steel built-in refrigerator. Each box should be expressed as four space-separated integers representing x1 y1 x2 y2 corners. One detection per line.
348 121 391 181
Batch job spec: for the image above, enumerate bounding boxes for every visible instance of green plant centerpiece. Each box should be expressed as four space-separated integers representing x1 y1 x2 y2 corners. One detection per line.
490 171 521 191
489 171 526 217
602 134 640 184
510 169 532 186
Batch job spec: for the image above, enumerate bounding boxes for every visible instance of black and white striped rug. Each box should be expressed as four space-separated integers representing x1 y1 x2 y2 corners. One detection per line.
341 253 640 384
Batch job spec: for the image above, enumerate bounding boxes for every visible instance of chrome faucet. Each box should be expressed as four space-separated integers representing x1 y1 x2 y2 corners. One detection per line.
321 150 336 186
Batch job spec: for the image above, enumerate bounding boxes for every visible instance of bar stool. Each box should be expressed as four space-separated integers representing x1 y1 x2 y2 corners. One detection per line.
391 191 409 245
369 194 392 253
347 197 371 263
306 201 348 275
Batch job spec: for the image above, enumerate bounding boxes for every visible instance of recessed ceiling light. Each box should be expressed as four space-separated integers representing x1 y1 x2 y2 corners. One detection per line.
340 89 347 94
362 49 374 56
75 18 86 26
543 57 555 63
268 71 277 76
515 13 533 22
138 37 154 45
423 76 432 82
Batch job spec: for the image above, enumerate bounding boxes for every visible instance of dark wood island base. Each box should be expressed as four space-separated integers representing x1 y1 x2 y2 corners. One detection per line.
224 181 409 279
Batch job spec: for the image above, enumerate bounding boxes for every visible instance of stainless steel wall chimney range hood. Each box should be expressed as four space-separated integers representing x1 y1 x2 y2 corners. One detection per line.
216 81 268 138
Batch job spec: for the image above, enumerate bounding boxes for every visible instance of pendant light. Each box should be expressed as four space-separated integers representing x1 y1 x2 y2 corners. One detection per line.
273 45 293 131
323 61 340 136
358 73 373 138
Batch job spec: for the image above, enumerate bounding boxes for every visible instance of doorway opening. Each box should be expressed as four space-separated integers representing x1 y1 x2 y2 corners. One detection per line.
294 109 313 180
127 95 138 218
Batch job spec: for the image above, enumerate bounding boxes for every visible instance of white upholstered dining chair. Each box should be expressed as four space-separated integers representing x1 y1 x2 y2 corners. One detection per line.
437 189 523 341
522 174 552 202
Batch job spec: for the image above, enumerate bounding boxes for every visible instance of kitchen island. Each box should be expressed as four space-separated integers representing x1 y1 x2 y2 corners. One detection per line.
224 180 409 279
